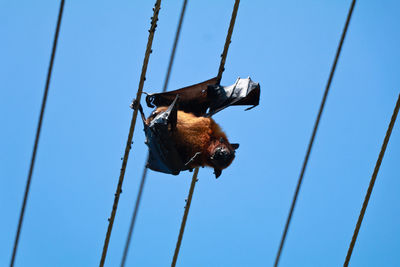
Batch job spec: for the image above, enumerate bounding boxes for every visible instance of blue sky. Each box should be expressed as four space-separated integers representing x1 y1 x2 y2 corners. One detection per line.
1 0 399 266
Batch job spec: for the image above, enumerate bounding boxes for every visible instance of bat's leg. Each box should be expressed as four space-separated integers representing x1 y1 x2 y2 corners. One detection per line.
130 99 146 123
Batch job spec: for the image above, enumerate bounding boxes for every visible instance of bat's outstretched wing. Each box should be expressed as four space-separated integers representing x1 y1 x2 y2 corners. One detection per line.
145 77 260 116
146 77 218 116
207 77 260 116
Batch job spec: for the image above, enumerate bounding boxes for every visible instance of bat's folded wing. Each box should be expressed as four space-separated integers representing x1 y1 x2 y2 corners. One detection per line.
144 96 186 175
145 77 260 116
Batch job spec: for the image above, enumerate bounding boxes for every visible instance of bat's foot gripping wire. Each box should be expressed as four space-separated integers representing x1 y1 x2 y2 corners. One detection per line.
130 99 146 122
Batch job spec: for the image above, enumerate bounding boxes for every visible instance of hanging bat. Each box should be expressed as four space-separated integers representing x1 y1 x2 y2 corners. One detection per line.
133 77 260 178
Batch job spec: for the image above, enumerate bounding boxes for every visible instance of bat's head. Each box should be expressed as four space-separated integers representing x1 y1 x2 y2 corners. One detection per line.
210 138 239 178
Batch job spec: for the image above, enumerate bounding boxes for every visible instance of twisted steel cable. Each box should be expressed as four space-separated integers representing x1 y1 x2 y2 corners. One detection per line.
171 1 241 266
99 1 162 266
120 1 188 266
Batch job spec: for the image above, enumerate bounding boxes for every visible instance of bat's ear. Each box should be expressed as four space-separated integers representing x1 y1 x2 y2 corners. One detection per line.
231 143 239 150
214 168 222 179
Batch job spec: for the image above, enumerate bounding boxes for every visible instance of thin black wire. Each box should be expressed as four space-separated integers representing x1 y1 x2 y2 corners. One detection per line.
171 1 240 266
162 0 188 92
216 0 240 84
273 1 357 266
10 1 65 266
119 1 188 266
120 162 149 267
99 1 161 266
344 94 400 267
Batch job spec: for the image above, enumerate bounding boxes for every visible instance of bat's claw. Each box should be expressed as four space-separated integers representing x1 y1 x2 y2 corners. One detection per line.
131 99 146 123
130 99 140 110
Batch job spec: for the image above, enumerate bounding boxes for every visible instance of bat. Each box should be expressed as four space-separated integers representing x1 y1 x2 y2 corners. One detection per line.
133 77 260 178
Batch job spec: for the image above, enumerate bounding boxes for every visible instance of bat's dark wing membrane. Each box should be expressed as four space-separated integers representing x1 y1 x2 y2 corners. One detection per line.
146 77 218 116
207 77 260 116
143 96 187 175
145 77 260 116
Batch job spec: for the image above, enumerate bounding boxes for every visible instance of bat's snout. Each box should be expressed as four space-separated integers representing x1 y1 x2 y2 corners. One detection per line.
211 146 235 169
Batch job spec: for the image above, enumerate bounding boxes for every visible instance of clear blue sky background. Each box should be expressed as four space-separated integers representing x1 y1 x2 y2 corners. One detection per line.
1 0 399 266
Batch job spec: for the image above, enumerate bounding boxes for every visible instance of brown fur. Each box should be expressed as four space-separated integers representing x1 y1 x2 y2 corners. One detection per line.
147 107 236 170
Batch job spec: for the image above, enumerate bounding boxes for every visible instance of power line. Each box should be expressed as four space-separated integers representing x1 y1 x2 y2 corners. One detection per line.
171 1 240 266
120 1 188 265
216 0 240 84
171 168 199 267
120 162 149 267
344 94 400 267
10 1 65 266
99 1 162 266
273 1 357 266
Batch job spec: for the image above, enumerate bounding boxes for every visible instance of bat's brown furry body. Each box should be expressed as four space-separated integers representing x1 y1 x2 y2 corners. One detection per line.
147 107 237 176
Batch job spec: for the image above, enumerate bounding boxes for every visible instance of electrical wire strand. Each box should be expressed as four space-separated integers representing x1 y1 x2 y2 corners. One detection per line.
171 1 240 266
171 168 199 267
216 0 240 85
99 1 161 266
10 1 65 266
119 1 188 266
344 94 400 267
273 1 357 266
120 163 149 267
